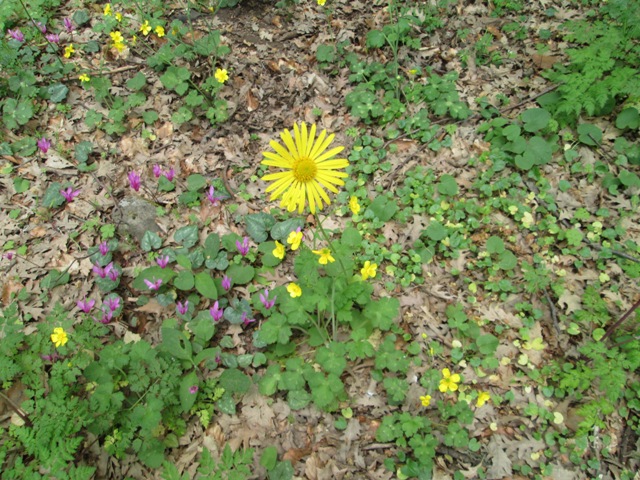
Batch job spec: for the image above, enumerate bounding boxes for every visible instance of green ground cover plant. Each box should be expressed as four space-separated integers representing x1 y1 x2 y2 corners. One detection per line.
1 0 639 478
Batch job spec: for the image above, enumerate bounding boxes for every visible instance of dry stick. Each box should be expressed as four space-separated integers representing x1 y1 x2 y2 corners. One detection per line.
601 296 640 341
0 391 33 427
544 288 560 335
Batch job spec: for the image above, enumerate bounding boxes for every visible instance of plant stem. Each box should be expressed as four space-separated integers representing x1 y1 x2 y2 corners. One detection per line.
313 212 348 278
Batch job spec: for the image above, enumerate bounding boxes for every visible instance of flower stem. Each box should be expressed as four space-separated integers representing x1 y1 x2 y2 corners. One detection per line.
313 212 348 278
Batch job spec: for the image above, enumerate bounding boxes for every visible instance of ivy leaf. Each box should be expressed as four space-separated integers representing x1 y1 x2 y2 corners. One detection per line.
141 231 163 251
174 225 199 248
245 213 276 243
126 72 147 91
486 236 505 254
424 221 447 241
564 228 584 247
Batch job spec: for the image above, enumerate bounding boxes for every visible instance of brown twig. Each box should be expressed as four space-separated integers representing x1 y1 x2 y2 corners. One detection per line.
601 296 640 341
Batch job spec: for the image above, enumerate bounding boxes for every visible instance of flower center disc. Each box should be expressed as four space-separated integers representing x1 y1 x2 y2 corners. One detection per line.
293 157 317 182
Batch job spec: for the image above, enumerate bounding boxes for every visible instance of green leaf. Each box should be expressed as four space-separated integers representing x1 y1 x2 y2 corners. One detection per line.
286 390 311 411
158 176 175 192
175 225 199 248
497 250 517 270
619 169 640 187
616 107 639 130
204 233 221 260
260 446 279 471
141 231 163 251
366 29 386 48
316 346 346 376
143 110 159 124
194 348 219 365
75 141 93 163
476 334 498 355
258 241 283 267
219 368 251 394
564 228 584 247
269 460 294 480
72 9 90 25
521 108 550 132
486 236 505 254
424 221 447 241
126 72 147 91
271 218 305 241
161 327 192 360
258 365 282 395
41 269 70 289
367 195 398 221
179 371 199 413
195 272 217 299
245 213 276 242
42 182 65 208
13 177 30 193
186 174 207 192
364 297 399 331
341 227 362 250
437 174 458 196
159 66 190 90
577 123 602 146
133 266 176 290
225 264 255 285
173 270 195 290
316 44 336 63
47 83 69 103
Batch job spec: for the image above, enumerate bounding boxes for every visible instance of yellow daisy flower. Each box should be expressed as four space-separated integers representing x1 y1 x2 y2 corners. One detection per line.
78 74 90 82
140 20 151 35
287 282 302 298
286 229 303 251
261 123 348 214
215 68 229 83
51 327 69 348
272 241 285 259
155 25 165 37
476 391 491 407
349 196 361 215
360 261 377 280
312 248 335 265
420 395 431 407
438 368 461 393
63 44 75 58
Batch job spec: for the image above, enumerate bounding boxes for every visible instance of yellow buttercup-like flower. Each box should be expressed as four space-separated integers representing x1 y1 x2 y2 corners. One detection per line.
63 44 75 58
438 368 461 393
215 68 229 84
155 25 165 37
261 123 348 214
272 241 285 260
115 12 123 22
110 31 124 43
312 248 335 265
476 391 491 407
140 20 151 35
287 282 302 298
349 196 361 215
286 229 303 251
420 395 431 407
360 261 377 280
51 327 69 348
103 3 112 16
317 0 326 5
78 74 90 82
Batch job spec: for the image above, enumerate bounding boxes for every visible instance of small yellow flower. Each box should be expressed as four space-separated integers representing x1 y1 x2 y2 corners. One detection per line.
476 391 491 407
113 41 125 52
103 3 112 16
140 20 151 35
78 74 90 82
409 68 418 75
349 196 361 215
155 25 165 37
287 282 302 298
361 261 377 280
110 31 124 43
131 35 137 45
439 368 461 393
272 241 285 260
312 248 335 265
287 230 303 251
317 0 326 5
63 44 75 58
51 327 69 348
420 395 431 407
215 68 229 84
115 12 123 22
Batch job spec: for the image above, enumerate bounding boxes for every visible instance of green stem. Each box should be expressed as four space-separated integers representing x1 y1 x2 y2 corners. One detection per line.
313 212 348 278
16 0 66 71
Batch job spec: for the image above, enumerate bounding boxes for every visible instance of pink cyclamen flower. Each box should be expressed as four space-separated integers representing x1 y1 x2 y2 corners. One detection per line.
8 29 25 42
37 137 51 153
206 186 223 206
209 301 223 322
176 300 189 315
236 236 250 256
98 309 113 323
45 33 60 43
215 354 221 363
128 171 141 191
93 262 114 279
152 164 162 178
99 241 109 256
242 312 255 326
163 168 175 182
60 187 80 202
33 21 46 33
222 275 232 291
104 297 120 312
63 18 74 33
107 267 119 281
77 298 95 313
189 385 199 394
156 255 170 268
144 278 162 291
259 289 276 310
3 251 15 260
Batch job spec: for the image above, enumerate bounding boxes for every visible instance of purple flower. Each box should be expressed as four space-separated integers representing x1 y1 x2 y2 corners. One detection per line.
242 312 255 326
206 186 223 206
128 171 141 191
98 309 113 323
37 137 51 153
63 18 74 33
107 267 119 281
156 255 170 268
236 236 250 256
93 262 114 278
77 298 96 313
189 385 199 394
8 29 24 42
45 33 60 43
60 187 80 202
259 289 276 310
3 251 15 260
209 301 223 322
153 164 162 178
215 354 221 363
104 297 120 312
222 275 232 291
163 168 175 182
176 300 189 315
99 241 109 256
33 20 46 33
144 278 163 291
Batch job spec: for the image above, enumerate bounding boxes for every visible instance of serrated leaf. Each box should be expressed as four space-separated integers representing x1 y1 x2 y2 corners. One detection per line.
75 141 93 163
366 29 386 48
437 174 458 196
